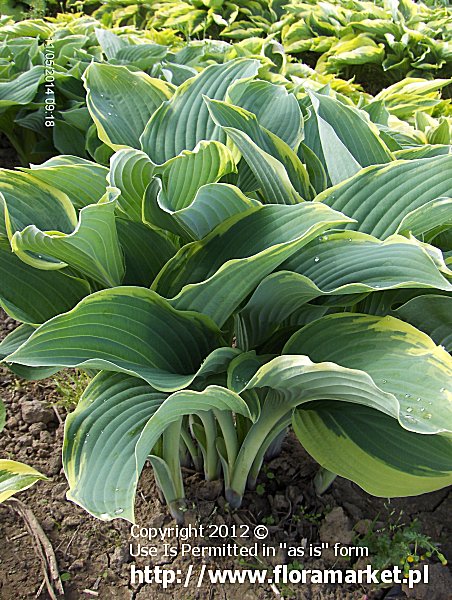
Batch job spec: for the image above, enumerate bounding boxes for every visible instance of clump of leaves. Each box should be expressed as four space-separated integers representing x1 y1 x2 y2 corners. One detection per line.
0 58 451 525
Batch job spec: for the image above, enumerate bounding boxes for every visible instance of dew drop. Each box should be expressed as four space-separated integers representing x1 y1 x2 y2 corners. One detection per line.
108 112 112 116
423 413 432 420
348 238 352 242
406 407 413 413
314 256 320 263
428 401 433 405
382 379 387 384
440 387 445 393
405 394 411 398
115 488 120 492
115 508 124 515
420 407 425 413
404 414 417 423
100 93 104 97
416 397 421 402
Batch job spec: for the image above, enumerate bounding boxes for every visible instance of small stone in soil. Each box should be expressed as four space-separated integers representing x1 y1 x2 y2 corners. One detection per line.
21 400 54 424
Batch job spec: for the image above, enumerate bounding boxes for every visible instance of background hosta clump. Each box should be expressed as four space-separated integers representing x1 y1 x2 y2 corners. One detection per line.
1 6 451 165
0 55 451 524
64 0 452 91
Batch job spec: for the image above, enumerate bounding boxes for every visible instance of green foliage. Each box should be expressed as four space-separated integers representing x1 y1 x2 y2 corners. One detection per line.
0 54 451 524
0 9 450 166
356 515 448 577
46 0 452 93
51 369 92 411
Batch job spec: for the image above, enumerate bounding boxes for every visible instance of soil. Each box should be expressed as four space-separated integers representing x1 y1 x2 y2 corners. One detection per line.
0 143 451 600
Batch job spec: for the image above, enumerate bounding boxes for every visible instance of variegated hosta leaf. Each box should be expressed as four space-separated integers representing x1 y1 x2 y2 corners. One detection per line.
20 156 109 210
236 232 452 349
140 58 260 164
95 28 127 60
232 353 399 420
4 286 232 392
317 155 452 239
227 79 304 149
395 197 452 241
375 79 452 120
0 459 47 503
153 203 353 327
293 404 452 498
0 171 77 239
108 149 155 222
393 146 452 161
143 140 258 239
144 178 259 240
63 372 250 521
0 236 90 325
159 141 236 211
283 313 452 435
0 65 44 108
11 189 125 288
206 98 312 201
115 44 169 71
83 62 174 151
395 295 452 352
304 90 393 185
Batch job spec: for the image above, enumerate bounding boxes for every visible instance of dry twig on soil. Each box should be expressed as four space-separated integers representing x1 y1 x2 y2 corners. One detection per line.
6 498 64 599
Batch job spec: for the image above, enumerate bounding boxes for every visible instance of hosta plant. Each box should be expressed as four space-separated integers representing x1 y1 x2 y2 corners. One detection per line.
2 9 450 166
1 58 451 524
67 0 452 92
281 0 452 90
0 14 182 164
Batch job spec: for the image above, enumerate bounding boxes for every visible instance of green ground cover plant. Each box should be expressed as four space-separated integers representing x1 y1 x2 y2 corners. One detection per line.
0 59 451 523
0 13 451 165
58 0 452 91
1 0 451 164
